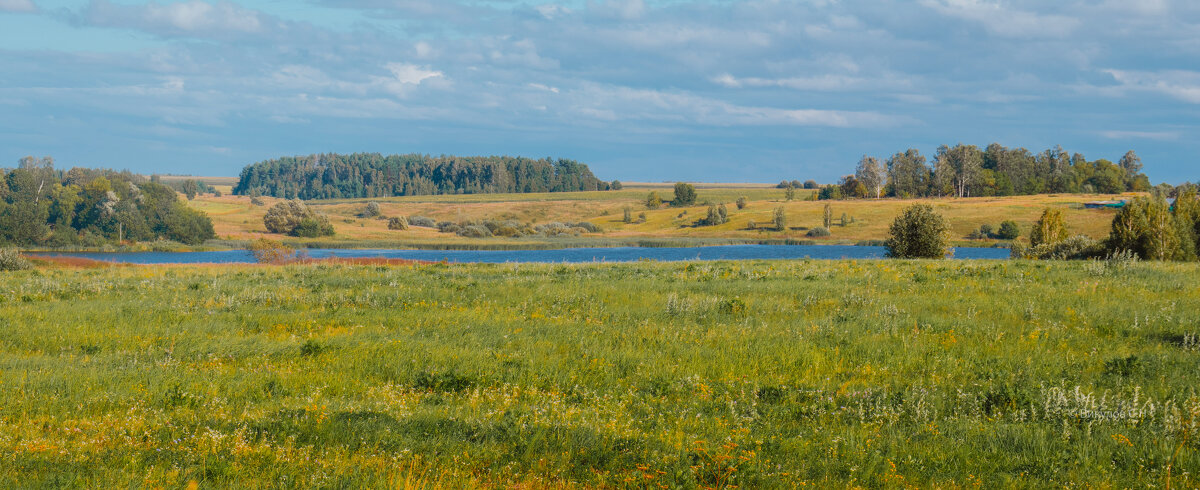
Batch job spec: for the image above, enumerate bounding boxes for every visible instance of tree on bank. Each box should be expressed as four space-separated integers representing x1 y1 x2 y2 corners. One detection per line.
885 204 950 258
773 206 787 231
855 156 886 198
1030 208 1068 248
673 183 696 206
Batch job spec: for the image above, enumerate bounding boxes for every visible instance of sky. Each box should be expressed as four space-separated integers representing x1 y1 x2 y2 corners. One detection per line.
0 0 1198 183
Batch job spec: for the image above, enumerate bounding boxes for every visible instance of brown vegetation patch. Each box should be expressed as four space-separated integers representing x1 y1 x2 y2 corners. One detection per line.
26 255 126 269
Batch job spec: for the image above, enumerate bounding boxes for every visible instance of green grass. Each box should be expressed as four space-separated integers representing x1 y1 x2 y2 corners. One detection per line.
1 260 1198 487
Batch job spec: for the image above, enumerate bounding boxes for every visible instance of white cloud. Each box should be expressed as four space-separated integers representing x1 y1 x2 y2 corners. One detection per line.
1100 130 1180 141
588 0 645 21
1104 69 1200 103
81 0 268 38
571 84 905 128
535 4 570 20
919 0 1079 38
385 63 443 85
0 0 36 13
712 73 872 91
143 1 261 33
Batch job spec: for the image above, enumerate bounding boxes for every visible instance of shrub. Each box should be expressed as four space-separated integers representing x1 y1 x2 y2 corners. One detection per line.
773 206 787 231
573 221 601 233
1030 208 1067 248
1011 235 1104 260
806 227 831 237
735 196 747 209
623 206 632 223
292 217 335 237
747 220 756 229
818 185 842 201
803 180 819 189
610 180 623 190
784 186 796 201
637 212 647 224
673 183 696 206
885 204 950 258
360 202 382 218
0 248 31 271
694 204 728 226
459 225 493 238
996 220 1020 240
645 192 662 209
264 200 334 237
388 216 409 230
408 216 437 228
248 238 295 264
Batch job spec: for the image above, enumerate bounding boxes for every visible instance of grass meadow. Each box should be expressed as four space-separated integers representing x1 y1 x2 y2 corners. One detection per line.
185 184 1125 250
1 259 1198 487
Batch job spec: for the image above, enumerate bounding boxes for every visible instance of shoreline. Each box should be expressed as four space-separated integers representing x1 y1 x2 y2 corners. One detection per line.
20 237 1013 253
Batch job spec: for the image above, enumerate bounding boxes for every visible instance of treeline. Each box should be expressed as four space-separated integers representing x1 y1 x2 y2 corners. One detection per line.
816 144 1151 199
0 157 216 246
233 153 616 199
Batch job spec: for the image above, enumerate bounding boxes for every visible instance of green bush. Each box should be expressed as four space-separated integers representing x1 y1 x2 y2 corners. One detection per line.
459 225 492 238
806 227 831 237
360 202 382 218
1012 235 1105 260
694 204 728 227
408 216 437 228
996 220 1020 240
672 183 696 206
735 196 748 209
264 201 334 237
885 204 950 258
645 192 663 209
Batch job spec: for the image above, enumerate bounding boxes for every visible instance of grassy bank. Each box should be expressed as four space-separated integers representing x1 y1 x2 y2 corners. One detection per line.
1 260 1197 487
184 185 1124 249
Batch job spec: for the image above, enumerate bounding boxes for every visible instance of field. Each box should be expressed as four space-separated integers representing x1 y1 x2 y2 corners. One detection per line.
183 183 1127 249
1 259 1198 487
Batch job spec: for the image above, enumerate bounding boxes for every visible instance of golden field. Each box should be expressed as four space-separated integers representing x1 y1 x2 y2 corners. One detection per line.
186 182 1127 248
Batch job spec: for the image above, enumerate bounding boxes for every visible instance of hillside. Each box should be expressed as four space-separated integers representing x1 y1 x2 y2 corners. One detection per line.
185 183 1127 249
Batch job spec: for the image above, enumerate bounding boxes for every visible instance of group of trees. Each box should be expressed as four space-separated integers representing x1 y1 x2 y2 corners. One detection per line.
825 145 1151 200
161 179 219 200
886 190 1200 261
0 157 216 246
234 153 617 199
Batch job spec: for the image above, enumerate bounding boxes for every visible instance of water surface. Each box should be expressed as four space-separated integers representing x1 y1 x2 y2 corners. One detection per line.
38 245 1011 264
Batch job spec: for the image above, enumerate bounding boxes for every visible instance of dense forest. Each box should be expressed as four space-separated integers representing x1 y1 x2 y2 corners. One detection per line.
809 144 1152 199
233 153 615 199
0 157 216 246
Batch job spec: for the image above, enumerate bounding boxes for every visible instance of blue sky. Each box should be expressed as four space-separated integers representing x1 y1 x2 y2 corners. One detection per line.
1 0 1197 183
